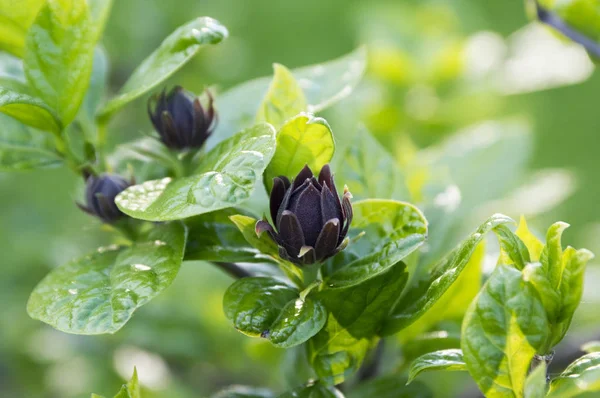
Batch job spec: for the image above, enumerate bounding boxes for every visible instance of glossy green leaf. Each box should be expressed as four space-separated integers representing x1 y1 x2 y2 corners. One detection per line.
264 113 335 192
309 262 407 384
256 64 306 129
495 224 531 270
0 0 45 56
279 381 344 398
212 47 366 148
229 214 279 257
184 209 268 263
548 353 600 398
116 123 276 221
461 265 550 398
212 386 275 398
109 136 179 174
0 113 62 171
0 87 61 133
223 277 326 348
347 376 433 398
113 368 141 398
88 0 113 39
516 216 544 262
582 341 600 353
398 243 485 342
99 17 227 118
326 199 427 288
27 222 187 334
333 127 407 201
80 47 109 128
524 363 547 398
25 0 96 125
383 214 514 335
407 349 467 384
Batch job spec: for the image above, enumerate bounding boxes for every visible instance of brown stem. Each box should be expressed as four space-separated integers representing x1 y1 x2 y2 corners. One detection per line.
214 262 252 279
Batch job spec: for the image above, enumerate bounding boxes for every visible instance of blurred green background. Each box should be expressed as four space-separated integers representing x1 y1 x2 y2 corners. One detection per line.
1 0 599 397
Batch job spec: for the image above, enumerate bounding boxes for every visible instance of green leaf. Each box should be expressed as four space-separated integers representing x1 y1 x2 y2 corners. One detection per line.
223 277 326 348
25 0 96 125
27 222 187 334
80 47 109 128
540 222 570 289
116 123 277 221
212 386 275 398
524 363 547 398
113 368 141 398
278 382 344 398
548 353 600 398
333 127 407 201
88 0 113 39
383 214 514 335
184 209 267 263
516 216 544 262
229 214 279 257
582 341 600 353
256 63 307 129
461 265 550 398
0 87 62 133
213 47 366 148
308 262 407 384
264 113 335 192
398 243 485 342
0 113 62 171
325 199 427 288
407 349 467 384
0 0 45 56
99 17 227 118
109 136 179 174
347 375 433 398
495 224 531 270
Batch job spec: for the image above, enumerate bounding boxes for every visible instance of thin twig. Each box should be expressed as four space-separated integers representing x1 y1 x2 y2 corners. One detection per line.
213 262 252 279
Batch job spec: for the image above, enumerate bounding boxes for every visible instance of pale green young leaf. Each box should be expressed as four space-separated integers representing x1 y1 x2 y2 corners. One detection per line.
213 47 366 147
308 262 407 384
540 222 569 289
99 17 228 118
256 64 307 129
516 216 544 261
548 353 600 398
223 277 326 348
109 136 179 174
229 214 279 257
113 368 140 398
407 349 467 384
27 222 187 334
0 0 45 56
264 113 335 192
0 113 62 171
326 199 427 288
524 362 547 398
25 0 96 125
494 224 531 270
0 87 61 133
333 127 408 201
461 265 550 398
382 214 514 335
116 123 276 221
88 0 113 39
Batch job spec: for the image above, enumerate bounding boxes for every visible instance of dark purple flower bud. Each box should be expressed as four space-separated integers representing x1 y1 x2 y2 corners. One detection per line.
256 164 352 266
148 86 217 150
77 174 131 223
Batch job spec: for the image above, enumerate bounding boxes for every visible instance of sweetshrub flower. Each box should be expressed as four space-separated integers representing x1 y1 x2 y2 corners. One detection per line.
77 174 131 223
257 164 352 265
148 86 217 150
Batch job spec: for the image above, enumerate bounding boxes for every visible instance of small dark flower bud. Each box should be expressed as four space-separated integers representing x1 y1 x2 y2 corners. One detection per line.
148 86 217 150
256 164 353 266
77 174 131 223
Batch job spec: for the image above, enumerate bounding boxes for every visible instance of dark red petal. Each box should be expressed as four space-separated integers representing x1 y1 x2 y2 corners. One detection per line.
278 211 305 256
340 191 353 242
256 219 282 245
292 165 314 191
291 182 323 247
270 177 288 222
318 164 334 187
298 246 317 265
276 183 294 227
321 182 343 225
314 218 341 261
